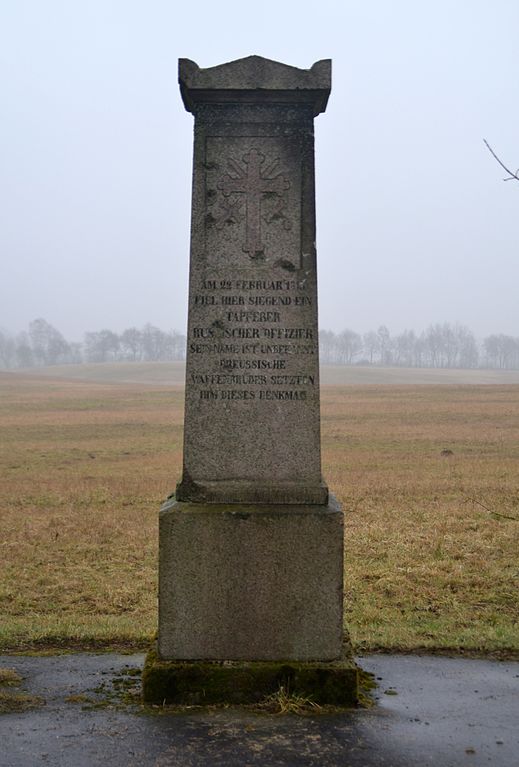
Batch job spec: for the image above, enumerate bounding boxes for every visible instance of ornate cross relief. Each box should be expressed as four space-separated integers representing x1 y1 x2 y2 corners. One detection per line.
210 149 292 259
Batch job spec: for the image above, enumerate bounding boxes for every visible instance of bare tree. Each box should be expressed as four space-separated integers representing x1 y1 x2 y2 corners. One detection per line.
120 327 142 361
319 330 338 364
362 331 379 365
0 330 16 369
84 330 120 363
29 318 71 366
377 325 392 365
393 329 417 367
141 324 168 361
336 329 362 365
167 330 186 361
483 334 519 369
483 140 519 182
15 332 34 368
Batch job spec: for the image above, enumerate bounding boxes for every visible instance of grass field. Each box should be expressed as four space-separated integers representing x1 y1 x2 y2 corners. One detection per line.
0 367 518 656
18 361 519 386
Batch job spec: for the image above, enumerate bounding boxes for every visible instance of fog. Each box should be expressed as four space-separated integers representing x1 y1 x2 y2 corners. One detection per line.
1 0 518 342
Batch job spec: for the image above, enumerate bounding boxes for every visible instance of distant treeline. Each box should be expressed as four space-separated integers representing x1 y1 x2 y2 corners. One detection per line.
0 319 186 368
319 324 519 369
1 318 519 370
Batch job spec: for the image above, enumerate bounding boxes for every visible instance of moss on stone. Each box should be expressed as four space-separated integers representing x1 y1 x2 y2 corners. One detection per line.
142 648 359 706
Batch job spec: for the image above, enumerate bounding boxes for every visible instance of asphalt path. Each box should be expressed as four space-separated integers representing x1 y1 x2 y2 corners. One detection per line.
0 653 517 767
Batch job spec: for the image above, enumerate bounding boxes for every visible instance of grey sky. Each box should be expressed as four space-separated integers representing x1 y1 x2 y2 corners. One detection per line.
1 0 518 341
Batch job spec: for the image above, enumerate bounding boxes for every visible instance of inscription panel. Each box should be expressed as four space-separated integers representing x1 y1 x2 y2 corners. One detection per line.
188 277 317 404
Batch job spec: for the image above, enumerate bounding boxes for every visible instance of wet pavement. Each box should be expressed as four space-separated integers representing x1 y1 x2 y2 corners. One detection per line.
0 653 517 767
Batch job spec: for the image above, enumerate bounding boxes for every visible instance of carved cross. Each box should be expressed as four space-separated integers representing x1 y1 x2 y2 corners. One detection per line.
217 149 290 257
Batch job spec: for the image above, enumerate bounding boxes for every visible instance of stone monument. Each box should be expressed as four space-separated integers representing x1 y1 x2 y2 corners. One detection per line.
143 55 358 705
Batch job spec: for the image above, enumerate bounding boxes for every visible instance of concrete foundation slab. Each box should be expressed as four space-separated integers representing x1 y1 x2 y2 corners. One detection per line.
142 646 358 706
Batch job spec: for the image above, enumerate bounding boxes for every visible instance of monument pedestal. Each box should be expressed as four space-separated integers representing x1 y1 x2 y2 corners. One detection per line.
158 496 343 661
142 495 358 705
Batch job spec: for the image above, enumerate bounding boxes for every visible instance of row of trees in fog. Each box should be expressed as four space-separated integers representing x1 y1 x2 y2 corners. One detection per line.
0 318 186 369
1 318 519 370
320 324 519 369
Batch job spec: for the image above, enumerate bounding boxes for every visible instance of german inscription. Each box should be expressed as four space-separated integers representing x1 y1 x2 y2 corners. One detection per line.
189 276 317 404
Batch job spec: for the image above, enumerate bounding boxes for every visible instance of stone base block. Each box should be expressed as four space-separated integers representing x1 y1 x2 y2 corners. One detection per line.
158 495 344 661
142 646 358 706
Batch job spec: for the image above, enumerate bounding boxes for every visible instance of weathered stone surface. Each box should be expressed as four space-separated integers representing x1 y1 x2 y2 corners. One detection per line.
179 56 331 115
158 495 344 661
175 56 332 506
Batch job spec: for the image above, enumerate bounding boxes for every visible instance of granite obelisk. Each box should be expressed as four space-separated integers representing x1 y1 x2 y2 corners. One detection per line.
143 56 356 704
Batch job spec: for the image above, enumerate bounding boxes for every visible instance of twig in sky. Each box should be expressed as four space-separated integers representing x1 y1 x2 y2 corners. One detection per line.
483 139 519 182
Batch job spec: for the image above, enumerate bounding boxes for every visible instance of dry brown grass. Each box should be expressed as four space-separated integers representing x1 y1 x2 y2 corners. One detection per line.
0 371 517 655
0 373 183 650
323 385 519 655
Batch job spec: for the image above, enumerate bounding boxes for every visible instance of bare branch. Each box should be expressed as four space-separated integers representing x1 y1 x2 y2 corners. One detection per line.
463 494 519 522
483 139 519 182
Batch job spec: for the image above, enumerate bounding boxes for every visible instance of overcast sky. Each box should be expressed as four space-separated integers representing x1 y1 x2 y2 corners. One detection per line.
1 0 518 341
